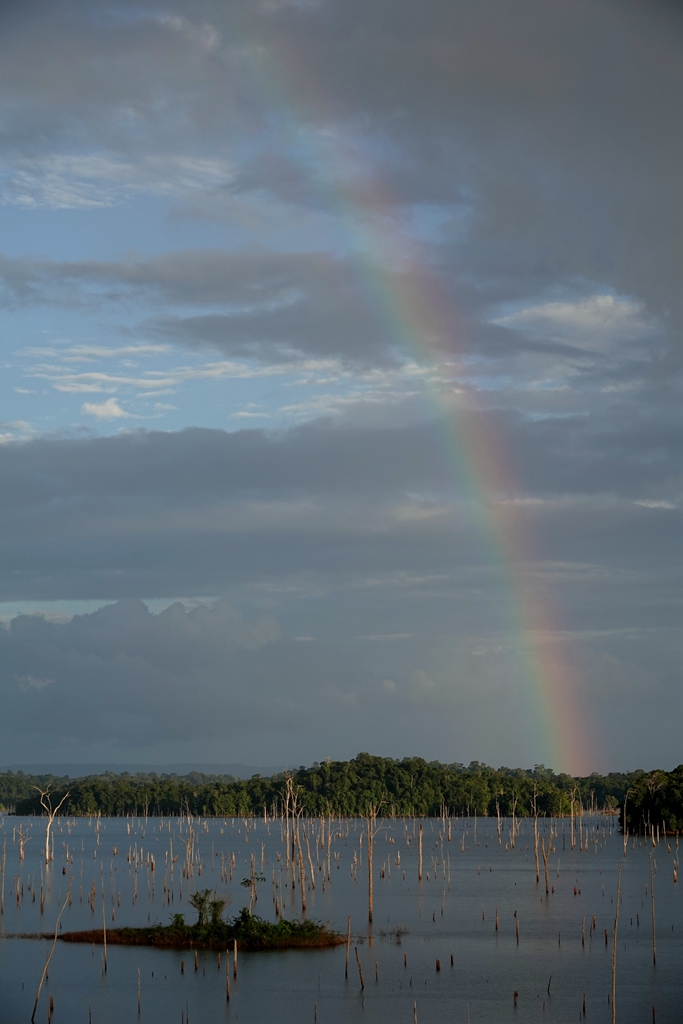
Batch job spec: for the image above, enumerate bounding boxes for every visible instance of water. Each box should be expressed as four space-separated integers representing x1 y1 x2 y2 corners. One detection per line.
0 814 680 1023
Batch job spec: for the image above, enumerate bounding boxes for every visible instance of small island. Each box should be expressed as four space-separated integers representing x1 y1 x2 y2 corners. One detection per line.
60 891 343 952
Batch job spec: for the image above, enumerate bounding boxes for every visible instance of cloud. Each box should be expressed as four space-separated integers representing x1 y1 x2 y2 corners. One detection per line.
0 597 678 770
82 398 130 419
0 249 403 366
17 675 53 691
0 420 36 444
0 0 680 341
1 153 234 210
0 418 678 613
27 343 170 362
34 356 348 397
490 295 658 352
0 0 681 771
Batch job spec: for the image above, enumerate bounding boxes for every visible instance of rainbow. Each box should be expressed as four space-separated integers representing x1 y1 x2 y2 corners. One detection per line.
239 34 597 776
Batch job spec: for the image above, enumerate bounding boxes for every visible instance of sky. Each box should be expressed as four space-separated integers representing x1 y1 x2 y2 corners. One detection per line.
0 0 680 776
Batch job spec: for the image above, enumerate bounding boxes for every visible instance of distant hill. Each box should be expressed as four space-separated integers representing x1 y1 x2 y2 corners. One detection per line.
0 762 284 780
2 754 657 820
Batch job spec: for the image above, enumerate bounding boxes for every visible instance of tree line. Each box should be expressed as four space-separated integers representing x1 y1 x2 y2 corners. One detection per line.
3 754 675 824
620 765 683 834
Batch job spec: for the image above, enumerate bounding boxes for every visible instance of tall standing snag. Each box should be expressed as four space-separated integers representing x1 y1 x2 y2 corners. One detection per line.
33 786 70 866
354 946 365 989
360 802 384 924
31 880 72 1022
611 865 622 1024
345 915 351 978
531 784 540 884
649 853 657 965
541 837 550 896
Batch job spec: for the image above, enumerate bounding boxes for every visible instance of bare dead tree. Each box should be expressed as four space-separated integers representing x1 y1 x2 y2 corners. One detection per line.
569 785 579 851
541 836 550 896
295 811 307 914
360 801 385 924
283 773 292 874
611 865 622 1024
33 787 70 866
16 824 32 863
531 784 540 884
510 797 518 849
622 789 630 857
649 853 657 965
302 821 316 890
0 836 5 914
31 878 72 1022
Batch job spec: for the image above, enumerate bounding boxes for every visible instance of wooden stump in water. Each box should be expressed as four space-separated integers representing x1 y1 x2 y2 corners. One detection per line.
354 946 365 989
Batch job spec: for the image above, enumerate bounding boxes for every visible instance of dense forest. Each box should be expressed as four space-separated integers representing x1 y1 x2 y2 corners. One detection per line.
620 764 683 834
3 754 677 826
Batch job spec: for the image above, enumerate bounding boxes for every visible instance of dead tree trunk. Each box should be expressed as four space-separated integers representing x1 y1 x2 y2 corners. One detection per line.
649 853 657 965
541 837 550 895
611 865 622 1024
569 786 578 852
296 814 306 914
367 817 374 923
33 787 70 866
532 785 540 884
360 802 384 924
31 880 71 1022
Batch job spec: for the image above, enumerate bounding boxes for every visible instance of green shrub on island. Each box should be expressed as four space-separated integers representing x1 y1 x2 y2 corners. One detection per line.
61 890 342 951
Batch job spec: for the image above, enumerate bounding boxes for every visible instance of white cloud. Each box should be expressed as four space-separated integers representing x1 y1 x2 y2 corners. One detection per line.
0 420 36 443
29 357 345 394
0 153 235 210
490 295 657 350
17 675 53 691
27 343 170 363
82 398 130 420
157 15 221 52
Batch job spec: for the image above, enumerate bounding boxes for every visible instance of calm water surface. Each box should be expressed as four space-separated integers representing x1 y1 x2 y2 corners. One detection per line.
0 813 680 1023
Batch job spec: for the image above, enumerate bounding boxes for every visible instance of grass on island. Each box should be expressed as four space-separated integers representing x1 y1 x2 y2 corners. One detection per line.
60 898 343 952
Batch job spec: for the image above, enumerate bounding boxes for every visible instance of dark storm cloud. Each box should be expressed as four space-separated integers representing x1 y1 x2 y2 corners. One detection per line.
0 599 340 748
0 598 482 758
0 594 679 769
0 414 678 601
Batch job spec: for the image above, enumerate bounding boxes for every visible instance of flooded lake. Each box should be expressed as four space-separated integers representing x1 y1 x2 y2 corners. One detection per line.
0 813 680 1023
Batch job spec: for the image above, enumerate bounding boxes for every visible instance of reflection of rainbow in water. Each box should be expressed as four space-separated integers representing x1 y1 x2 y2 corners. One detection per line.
241 35 595 775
